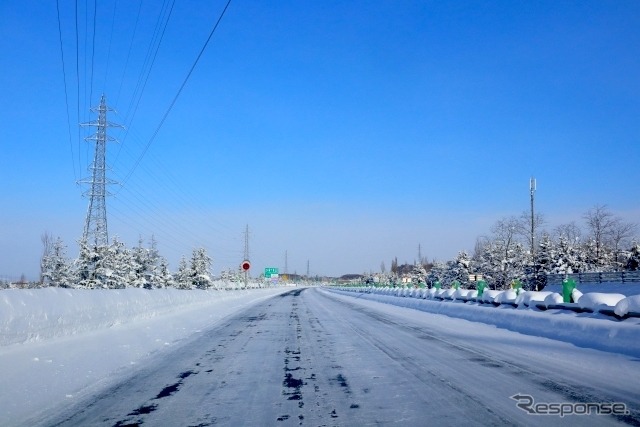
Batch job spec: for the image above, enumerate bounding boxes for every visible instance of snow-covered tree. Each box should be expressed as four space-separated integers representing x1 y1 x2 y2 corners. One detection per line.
75 240 102 289
426 260 447 287
449 250 472 287
626 243 640 271
174 256 193 289
99 237 134 289
583 205 617 270
551 234 584 274
41 237 74 288
190 248 214 289
131 237 151 288
409 263 427 287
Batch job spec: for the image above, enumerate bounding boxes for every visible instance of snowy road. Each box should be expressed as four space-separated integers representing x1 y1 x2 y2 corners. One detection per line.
34 287 640 426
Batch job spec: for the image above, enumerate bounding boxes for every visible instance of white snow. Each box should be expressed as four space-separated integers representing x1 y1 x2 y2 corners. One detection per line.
493 289 517 304
0 287 267 346
615 295 640 316
479 289 501 303
543 292 564 306
576 292 626 310
544 283 640 296
514 291 554 307
330 287 640 359
572 288 584 303
3 283 640 425
0 286 292 425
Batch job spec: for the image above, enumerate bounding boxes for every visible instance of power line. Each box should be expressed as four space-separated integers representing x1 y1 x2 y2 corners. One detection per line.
74 0 82 176
114 0 141 107
119 0 232 187
88 0 97 106
112 0 175 168
56 0 77 181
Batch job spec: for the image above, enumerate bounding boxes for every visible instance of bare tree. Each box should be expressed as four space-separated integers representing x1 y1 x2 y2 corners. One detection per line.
610 220 638 270
491 216 521 287
516 211 546 263
583 205 618 268
553 222 582 243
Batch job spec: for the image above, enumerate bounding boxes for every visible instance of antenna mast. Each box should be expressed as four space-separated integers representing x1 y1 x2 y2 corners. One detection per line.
79 94 123 248
530 177 536 282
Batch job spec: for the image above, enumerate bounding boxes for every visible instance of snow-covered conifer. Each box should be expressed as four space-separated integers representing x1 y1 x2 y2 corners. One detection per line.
41 237 74 288
190 247 213 290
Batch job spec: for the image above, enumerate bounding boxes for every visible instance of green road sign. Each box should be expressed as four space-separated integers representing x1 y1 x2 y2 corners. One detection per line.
265 267 279 278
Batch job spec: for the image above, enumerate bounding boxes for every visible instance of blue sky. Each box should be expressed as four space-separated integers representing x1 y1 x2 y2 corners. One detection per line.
1 0 639 280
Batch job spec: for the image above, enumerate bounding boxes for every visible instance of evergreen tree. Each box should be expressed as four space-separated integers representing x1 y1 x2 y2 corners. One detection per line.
410 263 427 287
190 247 213 289
42 237 74 288
174 256 193 289
626 243 640 271
450 250 472 287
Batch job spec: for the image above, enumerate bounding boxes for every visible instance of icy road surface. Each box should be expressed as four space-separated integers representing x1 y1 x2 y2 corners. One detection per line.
34 288 640 426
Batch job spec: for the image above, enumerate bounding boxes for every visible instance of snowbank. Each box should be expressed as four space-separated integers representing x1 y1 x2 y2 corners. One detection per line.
572 288 583 303
615 295 640 317
577 292 626 311
480 289 501 303
494 289 517 305
544 283 640 296
0 286 293 426
0 287 288 346
543 292 564 307
514 291 553 307
328 289 640 358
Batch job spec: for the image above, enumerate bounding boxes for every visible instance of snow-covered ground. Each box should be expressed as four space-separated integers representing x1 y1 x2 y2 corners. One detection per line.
328 283 640 359
0 286 292 425
2 283 640 425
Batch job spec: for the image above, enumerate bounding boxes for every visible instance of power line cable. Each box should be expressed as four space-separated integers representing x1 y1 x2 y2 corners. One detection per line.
102 0 118 93
56 0 77 181
74 0 82 177
114 0 175 167
115 0 142 108
119 0 232 187
88 0 97 106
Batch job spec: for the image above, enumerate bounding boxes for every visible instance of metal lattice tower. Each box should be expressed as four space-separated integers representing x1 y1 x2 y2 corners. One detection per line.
79 94 123 248
243 224 250 261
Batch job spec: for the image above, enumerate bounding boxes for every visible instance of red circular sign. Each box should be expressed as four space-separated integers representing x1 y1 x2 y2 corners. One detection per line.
241 260 251 271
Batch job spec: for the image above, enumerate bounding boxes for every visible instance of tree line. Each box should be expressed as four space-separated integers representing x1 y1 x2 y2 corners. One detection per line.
34 235 218 290
377 205 639 290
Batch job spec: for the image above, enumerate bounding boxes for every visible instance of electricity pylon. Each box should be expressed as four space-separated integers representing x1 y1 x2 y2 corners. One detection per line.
79 94 123 248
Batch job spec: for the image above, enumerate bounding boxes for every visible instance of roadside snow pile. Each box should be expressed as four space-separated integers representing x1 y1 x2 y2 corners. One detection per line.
544 283 640 296
615 295 640 316
328 288 640 358
572 288 583 303
480 289 501 303
543 292 564 306
577 292 626 311
494 290 517 304
514 291 554 307
0 287 287 346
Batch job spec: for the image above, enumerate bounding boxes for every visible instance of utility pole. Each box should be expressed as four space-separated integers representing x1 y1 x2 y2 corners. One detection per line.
79 94 123 248
306 260 310 279
243 224 250 288
530 177 537 287
284 250 288 276
243 224 250 261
